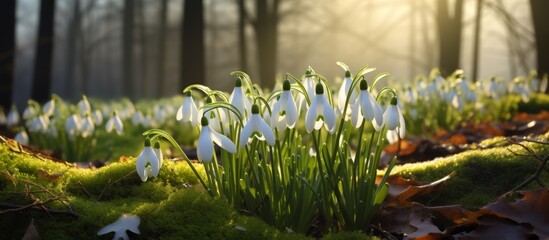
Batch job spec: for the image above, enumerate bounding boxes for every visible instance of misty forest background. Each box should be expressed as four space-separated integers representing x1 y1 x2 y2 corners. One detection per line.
1 0 549 111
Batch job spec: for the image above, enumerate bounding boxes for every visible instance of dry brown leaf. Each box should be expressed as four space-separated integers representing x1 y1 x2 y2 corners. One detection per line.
384 140 418 156
444 133 467 145
483 188 549 238
382 173 454 207
36 169 63 181
452 214 534 240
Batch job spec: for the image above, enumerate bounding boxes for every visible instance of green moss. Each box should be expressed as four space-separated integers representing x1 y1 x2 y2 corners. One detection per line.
323 231 380 240
0 143 309 239
388 131 549 208
517 93 549 113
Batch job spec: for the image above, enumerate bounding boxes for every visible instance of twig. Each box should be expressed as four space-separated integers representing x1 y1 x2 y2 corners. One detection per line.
506 137 549 193
97 170 136 201
0 202 78 218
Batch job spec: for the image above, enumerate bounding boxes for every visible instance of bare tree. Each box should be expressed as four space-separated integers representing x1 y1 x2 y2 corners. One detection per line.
436 0 464 76
123 0 135 99
181 0 205 88
32 0 56 103
251 0 280 87
157 0 168 97
237 0 248 72
471 0 484 82
530 0 549 93
0 0 16 110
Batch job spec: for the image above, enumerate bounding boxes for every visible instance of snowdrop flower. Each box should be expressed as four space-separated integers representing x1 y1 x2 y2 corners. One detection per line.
42 99 55 117
132 111 145 126
47 118 58 138
176 91 201 127
22 104 37 120
29 115 48 133
92 109 103 125
198 117 236 162
106 112 124 135
154 105 167 123
486 78 499 99
383 97 406 139
512 79 531 102
136 138 160 182
305 83 336 133
65 114 82 139
239 104 276 147
203 97 229 132
77 96 91 116
296 68 318 113
97 214 140 240
351 80 383 130
14 130 29 145
153 141 163 169
81 114 95 138
6 106 19 127
271 80 298 131
229 77 251 119
337 70 357 117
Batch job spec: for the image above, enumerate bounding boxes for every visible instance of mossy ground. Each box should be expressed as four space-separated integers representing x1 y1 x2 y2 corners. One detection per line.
387 131 549 209
0 141 378 240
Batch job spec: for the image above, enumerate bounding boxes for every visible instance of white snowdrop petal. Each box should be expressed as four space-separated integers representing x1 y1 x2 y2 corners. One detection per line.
210 128 237 153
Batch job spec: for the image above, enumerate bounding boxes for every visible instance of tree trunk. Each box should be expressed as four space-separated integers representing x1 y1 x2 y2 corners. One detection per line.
123 0 135 99
137 0 148 98
32 0 56 103
530 0 549 93
471 0 483 82
157 0 168 97
436 0 464 77
237 0 248 72
254 0 279 88
64 0 80 99
0 0 16 110
181 0 205 88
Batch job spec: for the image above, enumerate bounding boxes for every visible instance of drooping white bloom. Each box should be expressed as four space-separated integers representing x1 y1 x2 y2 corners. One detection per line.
351 80 383 130
77 96 91 116
97 214 140 240
22 104 37 120
136 138 160 182
153 141 163 169
6 106 19 127
153 105 166 123
271 80 298 131
92 109 103 125
486 78 499 99
106 112 124 135
65 114 82 139
197 117 237 162
203 97 229 132
81 114 95 138
239 104 276 146
14 130 29 145
383 101 399 130
305 83 336 133
383 97 406 140
296 68 318 113
176 91 201 127
229 77 251 119
337 70 357 117
132 111 145 126
29 115 48 133
42 99 55 117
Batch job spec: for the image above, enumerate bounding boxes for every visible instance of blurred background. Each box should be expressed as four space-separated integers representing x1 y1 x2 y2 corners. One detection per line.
0 0 548 110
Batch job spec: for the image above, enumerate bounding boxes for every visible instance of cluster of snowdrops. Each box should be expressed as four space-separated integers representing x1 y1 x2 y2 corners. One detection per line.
1 63 543 236
139 63 405 233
